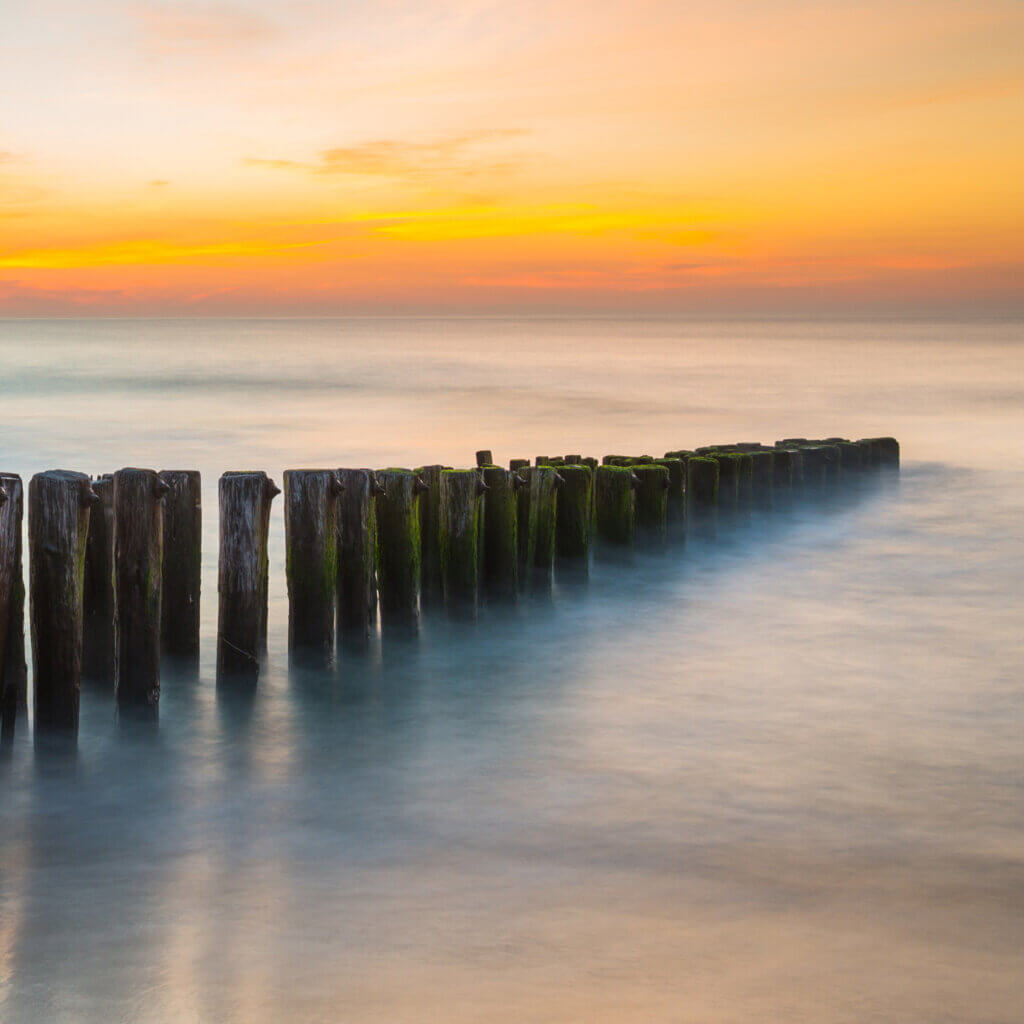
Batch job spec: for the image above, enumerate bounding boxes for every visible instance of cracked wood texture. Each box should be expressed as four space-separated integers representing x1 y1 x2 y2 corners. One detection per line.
159 470 201 659
0 473 26 740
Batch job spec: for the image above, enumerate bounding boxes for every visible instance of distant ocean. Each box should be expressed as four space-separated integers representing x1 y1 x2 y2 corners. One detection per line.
1 316 1022 1023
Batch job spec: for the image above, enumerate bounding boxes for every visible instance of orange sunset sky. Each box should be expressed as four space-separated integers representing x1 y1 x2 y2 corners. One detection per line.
1 0 1022 315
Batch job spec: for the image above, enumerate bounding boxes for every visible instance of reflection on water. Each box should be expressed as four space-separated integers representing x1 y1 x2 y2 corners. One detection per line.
1 318 1023 1022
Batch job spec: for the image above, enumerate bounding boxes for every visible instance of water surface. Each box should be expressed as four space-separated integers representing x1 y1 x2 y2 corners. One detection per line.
1 317 1022 1022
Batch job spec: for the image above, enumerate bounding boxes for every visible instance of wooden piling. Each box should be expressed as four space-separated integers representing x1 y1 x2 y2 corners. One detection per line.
82 474 114 681
685 456 719 539
594 465 636 548
748 450 774 510
475 450 493 468
374 469 423 632
284 470 340 657
113 468 166 713
860 437 900 469
735 453 754 514
29 470 94 734
528 466 560 589
439 469 485 618
481 465 518 602
655 457 686 529
555 463 592 569
509 458 530 473
0 473 26 740
217 472 278 680
159 470 201 660
709 453 741 518
336 469 380 643
771 449 795 506
633 464 669 545
563 454 582 465
415 464 445 610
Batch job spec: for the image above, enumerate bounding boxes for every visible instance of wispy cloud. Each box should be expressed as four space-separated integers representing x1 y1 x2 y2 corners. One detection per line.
246 130 527 182
148 179 170 186
129 1 278 52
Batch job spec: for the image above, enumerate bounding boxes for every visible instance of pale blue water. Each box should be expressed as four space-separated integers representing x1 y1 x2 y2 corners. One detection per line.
1 317 1022 1022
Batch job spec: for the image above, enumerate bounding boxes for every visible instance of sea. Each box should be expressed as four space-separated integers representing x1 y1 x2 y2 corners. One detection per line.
0 316 1021 1022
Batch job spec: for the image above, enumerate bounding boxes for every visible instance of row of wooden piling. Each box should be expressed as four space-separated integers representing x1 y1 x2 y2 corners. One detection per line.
0 436 898 738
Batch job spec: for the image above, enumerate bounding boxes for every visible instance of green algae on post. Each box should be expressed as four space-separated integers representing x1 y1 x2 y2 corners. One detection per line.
159 469 201 660
747 450 774 511
374 469 423 633
655 458 686 531
0 472 26 741
685 457 718 539
475 450 493 468
594 465 636 548
707 452 740 517
555 463 592 570
439 469 484 618
509 458 530 473
29 470 95 736
414 464 445 610
633 464 669 545
529 466 560 590
481 465 518 602
217 471 279 682
113 467 166 714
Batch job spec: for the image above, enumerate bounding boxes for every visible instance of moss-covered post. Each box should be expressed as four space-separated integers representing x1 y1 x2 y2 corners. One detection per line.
655 458 686 532
217 472 278 682
633 463 669 545
159 470 201 661
594 465 636 550
480 465 518 602
415 464 445 610
771 449 795 508
685 456 719 540
555 463 591 575
529 466 560 590
284 469 340 659
0 473 27 741
748 450 774 511
475 450 493 468
860 437 900 470
564 454 582 465
29 470 95 736
82 474 114 681
439 469 485 618
709 453 740 520
509 458 529 473
113 468 166 714
375 469 423 633
515 468 537 585
336 469 380 645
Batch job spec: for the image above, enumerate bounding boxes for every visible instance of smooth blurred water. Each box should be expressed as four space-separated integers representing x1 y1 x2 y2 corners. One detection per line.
0 317 1022 1023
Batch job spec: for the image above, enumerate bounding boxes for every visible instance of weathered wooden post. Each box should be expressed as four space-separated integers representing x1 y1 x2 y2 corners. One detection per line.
336 469 381 644
217 472 279 681
554 463 592 574
748 450 774 511
860 437 900 470
113 468 167 713
709 453 740 519
481 465 518 602
82 474 114 681
284 469 341 658
29 470 95 735
159 470 201 660
685 456 719 539
529 466 560 589
633 463 669 545
509 458 530 473
415 464 445 610
834 440 864 479
439 469 486 618
735 453 754 515
655 458 686 532
0 473 27 740
594 465 637 550
515 467 536 585
475 450 493 468
564 454 582 465
771 449 795 508
799 446 829 492
375 469 424 633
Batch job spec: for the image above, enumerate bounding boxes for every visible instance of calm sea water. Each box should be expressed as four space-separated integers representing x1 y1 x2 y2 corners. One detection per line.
1 317 1022 1023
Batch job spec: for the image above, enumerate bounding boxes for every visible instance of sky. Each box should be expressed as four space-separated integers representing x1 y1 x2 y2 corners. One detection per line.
1 0 1022 315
